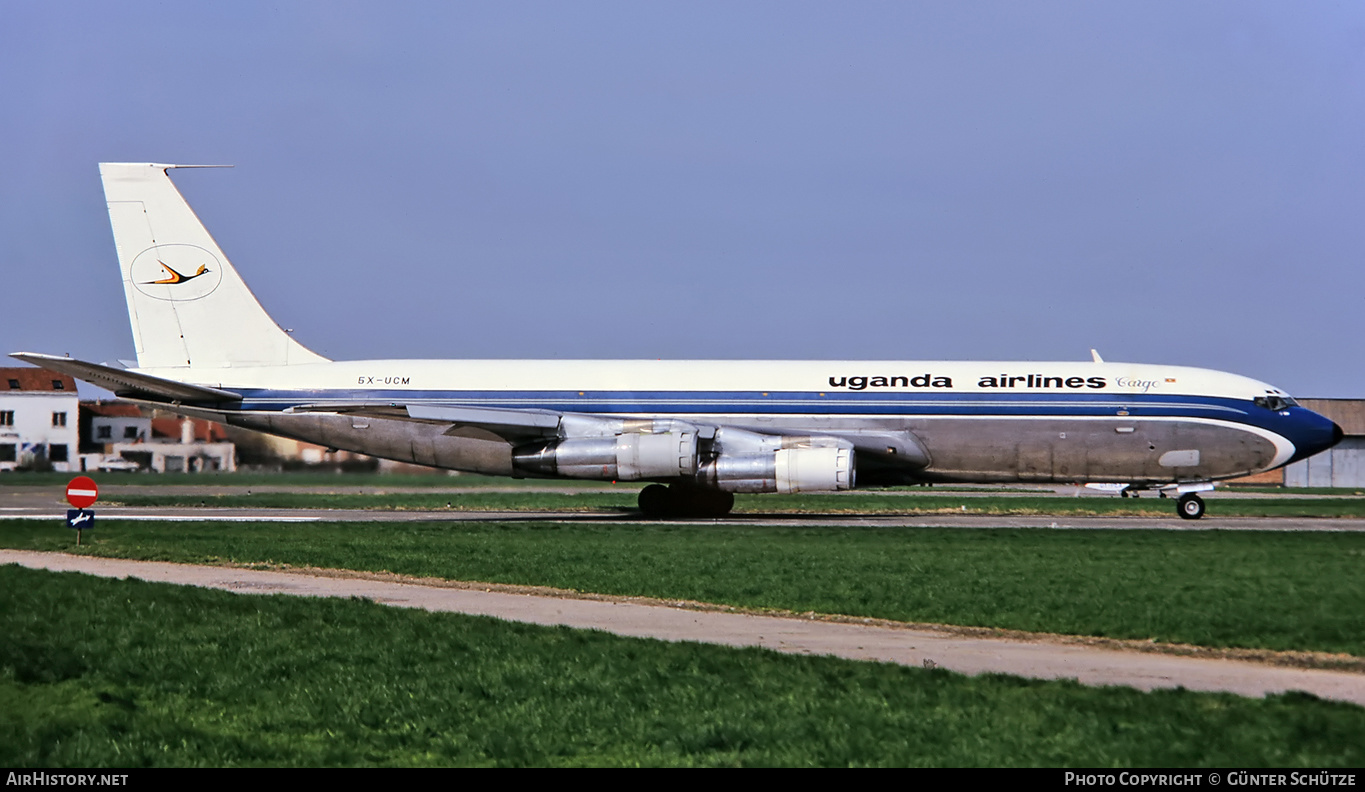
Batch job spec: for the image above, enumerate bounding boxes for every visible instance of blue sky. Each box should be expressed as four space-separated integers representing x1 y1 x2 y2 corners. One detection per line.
3 2 1363 395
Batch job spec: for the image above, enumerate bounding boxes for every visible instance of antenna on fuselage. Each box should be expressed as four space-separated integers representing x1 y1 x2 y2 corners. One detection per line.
1090 349 1104 363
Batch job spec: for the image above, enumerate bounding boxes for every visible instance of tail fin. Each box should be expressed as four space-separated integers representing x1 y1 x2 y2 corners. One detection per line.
99 163 329 369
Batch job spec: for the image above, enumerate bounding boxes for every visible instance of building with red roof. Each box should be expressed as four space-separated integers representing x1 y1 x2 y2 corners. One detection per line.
0 367 79 472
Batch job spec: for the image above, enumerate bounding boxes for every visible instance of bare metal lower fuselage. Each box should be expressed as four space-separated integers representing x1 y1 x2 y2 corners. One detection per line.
211 402 1285 488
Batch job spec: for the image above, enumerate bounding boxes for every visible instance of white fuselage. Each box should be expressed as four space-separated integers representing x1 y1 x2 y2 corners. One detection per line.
134 358 1329 487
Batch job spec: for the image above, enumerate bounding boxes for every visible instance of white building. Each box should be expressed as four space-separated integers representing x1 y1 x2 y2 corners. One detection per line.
0 368 80 472
83 402 236 473
88 402 151 445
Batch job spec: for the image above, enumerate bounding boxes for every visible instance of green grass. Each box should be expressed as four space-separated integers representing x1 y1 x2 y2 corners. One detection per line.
1223 487 1365 496
107 489 1365 517
732 492 1365 517
2 565 1361 767
5 520 1364 656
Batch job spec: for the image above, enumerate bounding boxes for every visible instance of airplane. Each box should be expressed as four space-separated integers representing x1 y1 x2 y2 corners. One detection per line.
12 163 1345 519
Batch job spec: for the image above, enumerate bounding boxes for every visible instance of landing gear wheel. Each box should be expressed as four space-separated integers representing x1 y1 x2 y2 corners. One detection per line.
680 487 734 518
638 484 672 517
1176 493 1205 520
637 484 735 518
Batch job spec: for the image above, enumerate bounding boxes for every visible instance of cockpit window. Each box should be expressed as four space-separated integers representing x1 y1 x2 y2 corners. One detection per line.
1254 395 1298 411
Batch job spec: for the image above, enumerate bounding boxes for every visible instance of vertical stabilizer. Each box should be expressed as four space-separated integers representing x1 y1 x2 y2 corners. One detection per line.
99 163 329 369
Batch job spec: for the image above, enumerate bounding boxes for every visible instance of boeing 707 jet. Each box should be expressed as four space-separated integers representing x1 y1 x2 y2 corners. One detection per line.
11 164 1344 518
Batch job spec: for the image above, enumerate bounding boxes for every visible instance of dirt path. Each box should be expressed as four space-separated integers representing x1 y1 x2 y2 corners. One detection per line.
5 549 1363 707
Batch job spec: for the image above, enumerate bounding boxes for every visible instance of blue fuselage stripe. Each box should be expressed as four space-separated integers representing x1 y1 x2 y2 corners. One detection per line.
222 388 1308 434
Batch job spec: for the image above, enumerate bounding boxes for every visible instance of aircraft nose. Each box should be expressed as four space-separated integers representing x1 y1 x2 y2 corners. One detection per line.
1319 419 1345 455
1286 411 1344 464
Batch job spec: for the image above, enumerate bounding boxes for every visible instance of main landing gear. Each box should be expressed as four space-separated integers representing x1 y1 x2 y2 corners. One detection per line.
638 483 735 519
1117 485 1209 519
1176 493 1206 520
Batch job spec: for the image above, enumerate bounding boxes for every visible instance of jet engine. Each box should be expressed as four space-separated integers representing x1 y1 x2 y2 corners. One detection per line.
695 427 856 493
512 421 855 493
699 445 856 493
513 420 698 480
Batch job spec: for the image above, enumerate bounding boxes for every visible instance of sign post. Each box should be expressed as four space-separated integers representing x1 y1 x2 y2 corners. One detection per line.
65 476 99 546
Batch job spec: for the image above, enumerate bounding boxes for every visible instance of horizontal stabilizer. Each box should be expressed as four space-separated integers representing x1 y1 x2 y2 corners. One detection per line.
9 352 242 403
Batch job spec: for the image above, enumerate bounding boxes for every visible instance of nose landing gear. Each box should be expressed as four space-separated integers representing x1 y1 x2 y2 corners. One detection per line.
1176 493 1206 520
1115 483 1211 519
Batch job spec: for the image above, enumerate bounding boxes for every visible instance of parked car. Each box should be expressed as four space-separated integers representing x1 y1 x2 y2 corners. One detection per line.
97 457 142 473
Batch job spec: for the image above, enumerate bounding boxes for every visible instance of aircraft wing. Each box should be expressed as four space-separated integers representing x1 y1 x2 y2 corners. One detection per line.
282 401 929 465
279 402 563 441
406 403 563 434
9 352 242 403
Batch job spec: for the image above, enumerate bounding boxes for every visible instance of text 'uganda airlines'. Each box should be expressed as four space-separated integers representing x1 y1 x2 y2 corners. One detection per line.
13 164 1344 519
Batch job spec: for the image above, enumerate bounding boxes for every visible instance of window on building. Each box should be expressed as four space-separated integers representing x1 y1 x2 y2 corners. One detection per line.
49 444 68 462
123 426 139 439
7 379 18 389
53 412 67 427
0 444 14 462
97 426 112 439
0 411 12 426
52 380 65 390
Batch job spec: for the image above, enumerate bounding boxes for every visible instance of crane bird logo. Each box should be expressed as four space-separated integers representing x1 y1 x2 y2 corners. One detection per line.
145 261 211 285
129 244 224 301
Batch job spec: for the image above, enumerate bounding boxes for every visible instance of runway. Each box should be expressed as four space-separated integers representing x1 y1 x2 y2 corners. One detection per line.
4 548 1363 707
4 483 1363 530
2 504 1363 531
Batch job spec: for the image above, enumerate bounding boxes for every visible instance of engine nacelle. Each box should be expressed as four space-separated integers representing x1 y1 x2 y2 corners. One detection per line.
513 430 698 480
699 445 856 493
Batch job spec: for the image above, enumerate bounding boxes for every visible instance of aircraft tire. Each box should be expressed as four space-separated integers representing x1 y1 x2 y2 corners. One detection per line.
681 487 734 518
1176 493 1206 520
638 484 672 517
639 484 735 518
663 484 734 518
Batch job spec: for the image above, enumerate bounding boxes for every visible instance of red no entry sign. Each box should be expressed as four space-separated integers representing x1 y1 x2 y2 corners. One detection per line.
66 476 99 509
